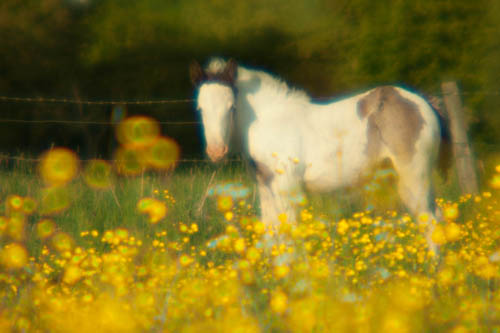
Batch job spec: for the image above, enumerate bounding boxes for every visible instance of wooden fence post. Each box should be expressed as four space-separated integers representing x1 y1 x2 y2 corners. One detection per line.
441 81 479 194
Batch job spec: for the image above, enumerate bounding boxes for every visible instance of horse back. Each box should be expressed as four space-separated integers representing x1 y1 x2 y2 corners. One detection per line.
356 86 440 165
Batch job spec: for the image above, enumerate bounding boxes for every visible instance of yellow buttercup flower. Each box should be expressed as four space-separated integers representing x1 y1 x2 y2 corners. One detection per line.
137 198 167 224
233 238 246 254
270 290 288 315
490 174 500 189
445 222 461 242
431 225 447 245
217 195 233 212
337 219 349 235
63 265 83 285
443 204 459 221
1 243 28 269
274 265 290 279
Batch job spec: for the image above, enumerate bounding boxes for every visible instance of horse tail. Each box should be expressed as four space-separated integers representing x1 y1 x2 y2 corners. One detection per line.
424 94 452 176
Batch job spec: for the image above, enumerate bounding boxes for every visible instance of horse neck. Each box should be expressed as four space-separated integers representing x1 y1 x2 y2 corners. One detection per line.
235 66 310 120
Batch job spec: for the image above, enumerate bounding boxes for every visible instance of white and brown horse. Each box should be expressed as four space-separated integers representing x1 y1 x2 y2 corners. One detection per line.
191 58 445 251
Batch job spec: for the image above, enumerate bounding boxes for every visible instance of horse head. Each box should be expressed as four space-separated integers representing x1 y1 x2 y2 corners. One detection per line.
190 58 238 162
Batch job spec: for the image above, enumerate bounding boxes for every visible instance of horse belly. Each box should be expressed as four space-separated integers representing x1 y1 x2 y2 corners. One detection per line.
302 125 369 192
303 153 367 192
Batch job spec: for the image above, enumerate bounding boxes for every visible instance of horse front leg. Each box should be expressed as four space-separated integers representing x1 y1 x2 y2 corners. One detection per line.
257 177 298 226
256 175 299 251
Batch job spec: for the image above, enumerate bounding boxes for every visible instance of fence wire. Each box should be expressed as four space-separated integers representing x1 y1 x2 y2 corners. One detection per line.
0 89 496 165
1 90 498 126
0 96 194 105
0 119 200 125
0 154 243 164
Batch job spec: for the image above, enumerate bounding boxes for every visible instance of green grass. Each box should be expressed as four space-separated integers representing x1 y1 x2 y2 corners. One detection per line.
0 155 499 332
0 157 461 256
0 160 258 252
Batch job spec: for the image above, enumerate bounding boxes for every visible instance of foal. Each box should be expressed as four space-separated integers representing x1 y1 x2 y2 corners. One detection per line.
191 58 446 252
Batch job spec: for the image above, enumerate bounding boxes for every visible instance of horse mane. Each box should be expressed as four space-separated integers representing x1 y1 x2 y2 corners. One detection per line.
205 58 311 105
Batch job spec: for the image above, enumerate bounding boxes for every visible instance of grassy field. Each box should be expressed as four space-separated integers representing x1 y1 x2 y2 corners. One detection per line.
0 137 500 331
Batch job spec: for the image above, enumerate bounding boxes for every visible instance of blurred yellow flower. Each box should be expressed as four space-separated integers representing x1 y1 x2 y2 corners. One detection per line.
337 219 349 235
114 146 146 175
270 290 288 315
40 186 71 215
145 136 180 170
490 174 500 189
445 222 461 242
443 204 459 221
51 232 74 253
63 265 83 285
6 195 23 212
83 159 113 189
431 225 447 245
179 254 193 267
233 238 246 254
217 195 233 212
1 243 28 269
21 197 37 215
137 198 167 224
116 116 160 148
246 247 261 263
39 148 79 185
36 219 56 239
253 221 266 235
274 265 290 279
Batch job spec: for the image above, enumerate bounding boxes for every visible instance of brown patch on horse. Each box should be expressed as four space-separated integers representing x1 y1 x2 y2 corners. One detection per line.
358 86 424 163
357 88 380 119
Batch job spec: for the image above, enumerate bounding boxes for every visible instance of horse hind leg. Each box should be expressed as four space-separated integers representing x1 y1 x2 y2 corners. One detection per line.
393 161 439 254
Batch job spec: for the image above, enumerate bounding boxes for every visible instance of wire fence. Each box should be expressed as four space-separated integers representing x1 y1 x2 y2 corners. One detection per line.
0 154 243 164
0 119 200 125
0 96 202 164
1 89 498 126
0 96 194 105
0 88 497 165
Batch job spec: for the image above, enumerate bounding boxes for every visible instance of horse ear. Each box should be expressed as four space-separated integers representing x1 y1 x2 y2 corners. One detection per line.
189 60 205 86
222 58 237 85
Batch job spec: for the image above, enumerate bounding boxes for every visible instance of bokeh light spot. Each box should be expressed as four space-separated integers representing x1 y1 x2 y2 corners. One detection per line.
217 195 233 212
1 243 28 270
114 147 146 176
63 265 83 285
83 159 113 189
137 198 167 224
0 217 7 235
21 197 37 215
39 148 79 185
116 116 160 148
40 186 71 215
36 219 56 239
51 232 74 253
145 137 180 170
6 195 23 212
7 214 26 241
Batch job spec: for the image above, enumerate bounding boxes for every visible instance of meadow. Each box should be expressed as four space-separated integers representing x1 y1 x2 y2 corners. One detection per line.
0 116 499 332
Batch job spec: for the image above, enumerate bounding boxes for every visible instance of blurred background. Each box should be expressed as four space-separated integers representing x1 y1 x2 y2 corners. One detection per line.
0 0 498 162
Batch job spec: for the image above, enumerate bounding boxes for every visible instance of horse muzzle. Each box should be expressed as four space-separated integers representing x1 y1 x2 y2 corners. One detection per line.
206 144 228 162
